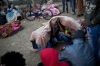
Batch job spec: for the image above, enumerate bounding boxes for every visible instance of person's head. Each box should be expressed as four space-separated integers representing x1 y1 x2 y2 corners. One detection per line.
0 51 26 66
72 30 85 41
8 3 14 8
40 48 69 66
40 48 59 66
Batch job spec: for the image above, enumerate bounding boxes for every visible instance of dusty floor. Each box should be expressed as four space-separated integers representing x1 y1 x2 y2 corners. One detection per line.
0 2 84 66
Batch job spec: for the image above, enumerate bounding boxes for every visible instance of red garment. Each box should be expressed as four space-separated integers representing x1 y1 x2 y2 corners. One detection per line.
40 48 69 66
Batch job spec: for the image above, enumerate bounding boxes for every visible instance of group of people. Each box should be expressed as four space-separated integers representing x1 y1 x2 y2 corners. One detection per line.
0 0 100 66
41 0 84 16
0 30 96 66
62 0 84 17
30 16 81 51
30 0 100 66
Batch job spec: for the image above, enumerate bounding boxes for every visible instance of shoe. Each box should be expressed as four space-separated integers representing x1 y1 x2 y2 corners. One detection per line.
71 11 75 15
30 47 38 52
66 11 68 13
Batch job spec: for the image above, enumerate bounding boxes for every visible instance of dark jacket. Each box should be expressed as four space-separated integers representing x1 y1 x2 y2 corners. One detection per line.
84 0 100 27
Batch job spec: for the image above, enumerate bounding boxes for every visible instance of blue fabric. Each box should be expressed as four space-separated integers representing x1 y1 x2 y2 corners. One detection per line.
6 11 13 18
6 8 17 19
50 38 57 45
55 33 73 45
59 38 95 66
87 25 100 61
51 27 72 45
70 0 75 13
62 0 69 12
37 42 51 50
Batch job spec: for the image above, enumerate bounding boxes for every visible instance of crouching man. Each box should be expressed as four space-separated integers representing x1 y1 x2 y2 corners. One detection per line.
59 30 95 66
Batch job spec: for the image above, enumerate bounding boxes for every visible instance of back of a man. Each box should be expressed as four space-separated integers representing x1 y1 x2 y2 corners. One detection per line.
59 30 95 66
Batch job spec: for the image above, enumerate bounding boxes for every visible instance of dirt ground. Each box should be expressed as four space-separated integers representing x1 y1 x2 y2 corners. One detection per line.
0 2 84 66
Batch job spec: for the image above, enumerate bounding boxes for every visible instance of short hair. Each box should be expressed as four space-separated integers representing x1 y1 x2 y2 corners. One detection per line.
0 51 26 66
8 3 13 8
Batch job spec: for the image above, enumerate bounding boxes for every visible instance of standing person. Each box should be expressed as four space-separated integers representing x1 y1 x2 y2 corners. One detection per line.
70 0 75 15
62 0 69 13
37 48 69 66
84 0 100 62
59 30 95 66
76 0 85 17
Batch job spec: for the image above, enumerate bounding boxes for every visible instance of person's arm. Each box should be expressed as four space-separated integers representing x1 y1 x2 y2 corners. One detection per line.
91 1 100 25
58 49 69 62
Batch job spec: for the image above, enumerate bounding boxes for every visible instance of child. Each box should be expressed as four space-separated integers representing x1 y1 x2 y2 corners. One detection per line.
37 48 69 66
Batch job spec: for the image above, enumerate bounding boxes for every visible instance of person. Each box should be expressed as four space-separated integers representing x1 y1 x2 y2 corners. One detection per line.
0 51 26 66
76 0 85 17
70 0 75 15
59 30 95 66
84 0 100 62
7 3 16 12
50 19 73 45
30 16 81 52
6 3 21 22
37 48 69 66
30 22 51 52
62 0 69 13
49 16 81 45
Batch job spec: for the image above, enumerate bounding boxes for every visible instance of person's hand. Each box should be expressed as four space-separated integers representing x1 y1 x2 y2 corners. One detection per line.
65 33 71 37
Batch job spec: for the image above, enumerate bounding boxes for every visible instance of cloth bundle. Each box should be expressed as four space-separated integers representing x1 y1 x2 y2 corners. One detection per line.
0 20 21 38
